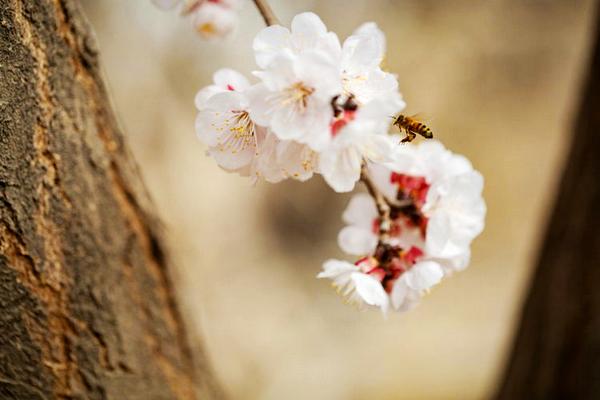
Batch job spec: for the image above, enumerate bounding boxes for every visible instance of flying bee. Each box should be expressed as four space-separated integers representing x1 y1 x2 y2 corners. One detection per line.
393 114 433 143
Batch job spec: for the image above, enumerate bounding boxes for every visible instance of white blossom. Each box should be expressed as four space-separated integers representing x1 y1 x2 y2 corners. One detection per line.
195 68 250 109
195 84 259 173
152 0 243 39
191 9 487 317
340 23 403 107
390 260 443 311
253 12 342 69
252 132 317 183
384 141 486 264
195 69 317 182
247 51 342 151
318 259 390 315
319 99 400 193
191 2 238 39
318 253 443 314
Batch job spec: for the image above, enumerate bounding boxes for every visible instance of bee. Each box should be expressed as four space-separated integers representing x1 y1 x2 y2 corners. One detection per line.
393 114 433 143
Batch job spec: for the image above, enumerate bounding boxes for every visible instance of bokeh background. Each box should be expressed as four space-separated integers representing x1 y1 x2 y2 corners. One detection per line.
80 1 597 399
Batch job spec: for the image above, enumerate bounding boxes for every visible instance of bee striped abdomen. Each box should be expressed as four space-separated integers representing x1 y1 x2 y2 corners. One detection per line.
394 114 434 142
416 124 433 139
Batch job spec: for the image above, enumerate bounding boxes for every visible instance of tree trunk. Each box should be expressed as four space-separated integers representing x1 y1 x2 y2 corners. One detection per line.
494 6 600 400
0 1 220 399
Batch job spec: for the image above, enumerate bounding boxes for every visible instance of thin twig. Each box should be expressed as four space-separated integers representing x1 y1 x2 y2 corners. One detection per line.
252 0 280 26
360 163 391 240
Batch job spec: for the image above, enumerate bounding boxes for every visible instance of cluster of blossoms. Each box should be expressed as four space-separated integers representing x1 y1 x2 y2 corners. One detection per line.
152 0 243 39
320 141 485 314
192 11 486 315
195 12 403 191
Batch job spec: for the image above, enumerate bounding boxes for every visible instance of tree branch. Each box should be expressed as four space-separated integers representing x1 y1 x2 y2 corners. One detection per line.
252 0 280 26
360 164 391 240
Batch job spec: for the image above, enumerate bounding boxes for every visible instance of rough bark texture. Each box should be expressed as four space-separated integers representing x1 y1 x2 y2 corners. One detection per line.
0 1 220 399
494 6 600 400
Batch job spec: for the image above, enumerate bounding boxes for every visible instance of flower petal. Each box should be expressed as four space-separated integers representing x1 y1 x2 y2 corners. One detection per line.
405 261 443 291
213 68 250 91
351 272 389 314
338 226 378 256
253 25 291 68
342 193 378 227
291 12 327 37
318 259 358 278
320 146 363 193
391 278 420 312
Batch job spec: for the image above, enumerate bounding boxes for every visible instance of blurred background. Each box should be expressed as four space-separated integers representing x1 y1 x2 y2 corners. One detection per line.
80 1 597 399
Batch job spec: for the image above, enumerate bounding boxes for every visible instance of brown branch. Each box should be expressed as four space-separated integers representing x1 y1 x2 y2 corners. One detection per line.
252 0 280 26
360 164 391 240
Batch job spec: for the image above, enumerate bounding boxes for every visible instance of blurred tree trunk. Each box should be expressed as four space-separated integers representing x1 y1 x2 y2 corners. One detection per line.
0 1 220 399
494 6 600 400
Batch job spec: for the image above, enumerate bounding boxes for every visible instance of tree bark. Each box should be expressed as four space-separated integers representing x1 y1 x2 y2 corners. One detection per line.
0 1 220 399
494 6 600 400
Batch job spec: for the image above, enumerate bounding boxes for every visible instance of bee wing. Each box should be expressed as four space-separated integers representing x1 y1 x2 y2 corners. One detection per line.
408 112 432 123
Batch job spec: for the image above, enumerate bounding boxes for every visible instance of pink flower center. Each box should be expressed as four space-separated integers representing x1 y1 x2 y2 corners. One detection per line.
330 110 356 137
226 84 235 91
390 172 430 206
372 217 403 237
355 245 425 293
389 172 431 236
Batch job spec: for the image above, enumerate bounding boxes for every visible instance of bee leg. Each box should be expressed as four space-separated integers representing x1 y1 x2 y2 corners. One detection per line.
401 130 415 143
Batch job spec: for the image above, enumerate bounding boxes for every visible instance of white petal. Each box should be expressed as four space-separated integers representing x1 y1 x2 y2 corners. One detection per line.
424 210 456 257
294 50 342 96
405 261 443 291
246 83 273 126
436 249 471 274
213 68 250 91
390 278 409 310
191 4 237 39
345 69 404 107
424 171 486 257
254 130 286 183
318 259 358 278
253 52 297 90
318 259 358 290
253 25 291 68
341 33 382 72
342 193 378 227
391 277 423 312
195 111 220 147
269 95 332 150
320 146 363 193
338 226 378 256
353 22 386 55
289 13 341 59
362 134 395 163
351 272 389 314
195 85 222 110
208 146 254 170
367 162 398 201
291 12 327 37
275 140 317 181
195 92 256 171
